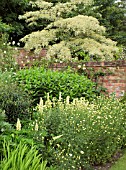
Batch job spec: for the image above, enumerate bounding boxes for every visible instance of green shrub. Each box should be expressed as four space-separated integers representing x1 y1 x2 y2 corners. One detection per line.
0 109 12 134
0 34 19 72
12 67 99 106
0 70 13 83
0 82 31 125
120 93 126 104
30 96 126 169
0 140 50 170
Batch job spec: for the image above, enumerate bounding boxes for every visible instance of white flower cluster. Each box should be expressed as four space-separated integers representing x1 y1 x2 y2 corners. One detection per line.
46 41 71 60
30 0 53 9
19 0 120 61
48 15 105 35
19 0 93 24
20 29 57 54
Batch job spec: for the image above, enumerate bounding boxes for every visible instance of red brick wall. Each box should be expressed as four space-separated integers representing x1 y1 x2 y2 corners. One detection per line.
16 49 126 97
49 61 126 97
85 61 126 97
16 48 47 68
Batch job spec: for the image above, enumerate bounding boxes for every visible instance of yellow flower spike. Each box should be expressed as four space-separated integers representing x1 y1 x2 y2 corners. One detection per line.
47 93 50 101
38 97 43 113
59 92 62 101
45 95 52 109
66 96 70 105
53 135 63 141
35 121 39 131
16 118 21 131
72 98 76 105
58 101 64 111
52 97 56 107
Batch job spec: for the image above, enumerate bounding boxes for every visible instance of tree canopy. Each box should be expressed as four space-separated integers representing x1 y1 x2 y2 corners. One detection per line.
19 0 121 61
0 0 31 43
0 0 125 60
93 0 126 46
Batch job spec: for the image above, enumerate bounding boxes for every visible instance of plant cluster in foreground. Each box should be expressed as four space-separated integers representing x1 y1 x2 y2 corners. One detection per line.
19 94 126 169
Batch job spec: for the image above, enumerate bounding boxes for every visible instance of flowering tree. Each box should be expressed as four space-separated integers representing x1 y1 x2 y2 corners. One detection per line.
19 0 121 61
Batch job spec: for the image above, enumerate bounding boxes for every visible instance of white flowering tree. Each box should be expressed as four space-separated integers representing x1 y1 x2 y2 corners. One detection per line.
19 0 120 61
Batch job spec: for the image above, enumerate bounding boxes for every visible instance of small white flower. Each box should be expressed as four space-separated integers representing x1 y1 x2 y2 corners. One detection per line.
57 12 61 16
82 67 86 70
1 128 4 132
12 41 15 45
69 153 72 157
27 60 30 63
17 42 20 46
4 51 6 54
78 65 81 69
80 150 84 154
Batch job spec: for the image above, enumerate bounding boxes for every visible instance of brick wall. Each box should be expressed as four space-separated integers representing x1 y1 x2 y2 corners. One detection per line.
16 48 47 68
85 61 126 97
48 61 126 97
16 49 126 97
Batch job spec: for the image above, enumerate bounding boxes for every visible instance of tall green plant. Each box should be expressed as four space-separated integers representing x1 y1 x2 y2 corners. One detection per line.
0 141 49 170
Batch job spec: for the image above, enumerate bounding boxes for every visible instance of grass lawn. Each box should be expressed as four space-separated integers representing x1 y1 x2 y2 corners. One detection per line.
110 149 126 170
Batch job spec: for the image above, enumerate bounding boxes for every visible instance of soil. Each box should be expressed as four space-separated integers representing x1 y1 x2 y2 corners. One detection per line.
93 150 123 170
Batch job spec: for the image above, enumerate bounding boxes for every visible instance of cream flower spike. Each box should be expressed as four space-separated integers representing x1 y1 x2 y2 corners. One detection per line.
16 118 21 131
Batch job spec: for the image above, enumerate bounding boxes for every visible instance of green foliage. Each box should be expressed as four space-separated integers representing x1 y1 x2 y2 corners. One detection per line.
32 96 126 169
93 0 126 47
0 81 31 125
0 34 19 72
0 19 13 33
0 125 56 169
0 140 49 170
0 109 12 158
120 93 126 104
0 0 31 44
0 109 12 134
12 67 99 106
